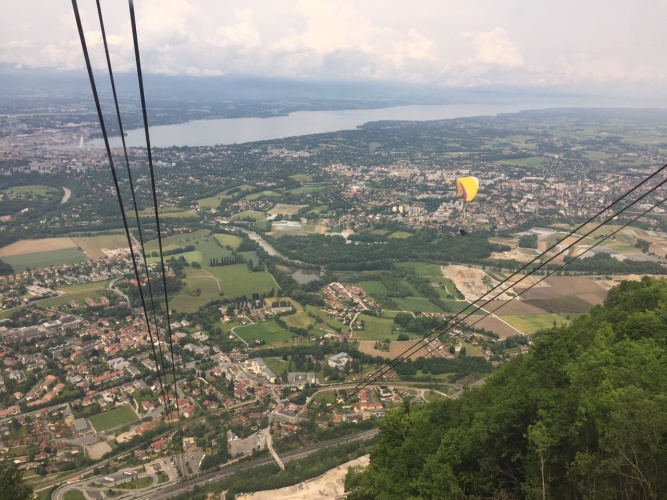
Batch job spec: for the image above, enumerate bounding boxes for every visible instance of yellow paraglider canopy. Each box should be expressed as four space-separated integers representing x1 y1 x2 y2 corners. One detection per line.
455 176 479 202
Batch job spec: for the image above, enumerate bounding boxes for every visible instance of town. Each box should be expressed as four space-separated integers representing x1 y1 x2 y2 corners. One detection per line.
0 102 666 498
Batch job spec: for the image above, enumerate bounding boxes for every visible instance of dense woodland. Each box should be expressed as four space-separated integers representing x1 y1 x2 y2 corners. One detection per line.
345 277 667 499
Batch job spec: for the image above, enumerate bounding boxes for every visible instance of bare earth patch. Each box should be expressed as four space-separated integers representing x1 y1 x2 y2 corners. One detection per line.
86 441 112 460
0 238 77 256
242 455 369 500
490 248 536 262
463 315 523 339
72 235 129 260
442 265 513 301
358 340 430 360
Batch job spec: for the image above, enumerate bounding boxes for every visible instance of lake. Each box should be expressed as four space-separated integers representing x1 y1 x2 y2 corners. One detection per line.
87 102 552 148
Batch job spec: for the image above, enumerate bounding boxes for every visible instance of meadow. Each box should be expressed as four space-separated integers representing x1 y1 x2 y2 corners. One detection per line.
500 313 569 334
2 247 88 271
235 320 294 346
354 314 394 340
359 280 389 297
213 233 244 250
2 185 60 198
394 297 444 313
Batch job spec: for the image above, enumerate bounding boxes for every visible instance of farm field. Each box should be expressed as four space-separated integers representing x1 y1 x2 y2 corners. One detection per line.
282 310 313 329
144 229 210 252
245 190 281 200
394 262 442 277
523 295 596 314
72 235 128 259
231 210 266 221
289 174 312 182
2 247 88 271
196 185 255 208
354 315 395 340
206 264 276 298
172 270 222 313
478 300 547 315
268 204 307 215
0 238 78 256
500 314 570 334
461 315 524 339
359 280 389 297
235 320 294 346
514 276 607 300
213 233 244 250
287 185 326 194
438 299 484 315
357 340 428 361
89 405 137 432
394 297 444 313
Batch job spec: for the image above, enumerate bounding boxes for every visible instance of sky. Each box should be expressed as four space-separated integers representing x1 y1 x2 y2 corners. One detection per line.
1 0 666 91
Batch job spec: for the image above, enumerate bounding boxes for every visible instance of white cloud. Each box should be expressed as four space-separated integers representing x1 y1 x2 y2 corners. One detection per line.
465 27 524 68
1 0 667 90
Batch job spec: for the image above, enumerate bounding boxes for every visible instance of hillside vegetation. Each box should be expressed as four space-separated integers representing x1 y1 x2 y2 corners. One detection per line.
346 277 667 499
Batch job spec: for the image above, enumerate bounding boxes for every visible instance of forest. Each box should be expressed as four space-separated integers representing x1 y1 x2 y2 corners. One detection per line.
345 277 667 499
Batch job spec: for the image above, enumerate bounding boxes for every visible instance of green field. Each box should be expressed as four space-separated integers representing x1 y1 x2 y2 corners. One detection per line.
439 300 483 314
117 476 154 489
231 210 266 222
63 491 86 500
263 357 290 377
388 231 413 239
269 204 307 215
213 233 244 250
197 185 255 208
206 264 276 298
287 185 327 194
308 205 329 214
394 262 442 277
89 406 137 432
235 321 294 345
368 229 390 236
172 270 222 313
304 306 347 334
501 314 570 334
394 297 444 313
355 314 395 340
283 310 314 329
57 280 110 293
245 190 281 200
144 229 210 252
2 247 88 271
360 280 389 297
2 185 60 198
312 390 336 404
289 174 312 182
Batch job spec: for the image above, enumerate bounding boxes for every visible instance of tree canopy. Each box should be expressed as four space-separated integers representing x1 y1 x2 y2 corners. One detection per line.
346 277 667 499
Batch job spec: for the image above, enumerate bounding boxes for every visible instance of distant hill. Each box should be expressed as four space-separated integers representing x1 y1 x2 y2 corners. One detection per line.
345 276 667 499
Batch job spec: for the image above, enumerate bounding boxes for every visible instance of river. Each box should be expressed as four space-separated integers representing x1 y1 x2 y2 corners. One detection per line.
86 102 552 148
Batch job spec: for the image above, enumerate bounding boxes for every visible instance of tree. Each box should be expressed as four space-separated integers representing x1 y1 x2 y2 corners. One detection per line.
0 461 32 500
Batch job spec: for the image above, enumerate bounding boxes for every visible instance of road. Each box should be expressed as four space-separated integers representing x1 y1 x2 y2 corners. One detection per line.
145 428 379 499
109 277 131 307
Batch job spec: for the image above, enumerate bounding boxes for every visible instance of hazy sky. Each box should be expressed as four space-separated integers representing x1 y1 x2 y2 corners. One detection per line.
1 0 665 89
